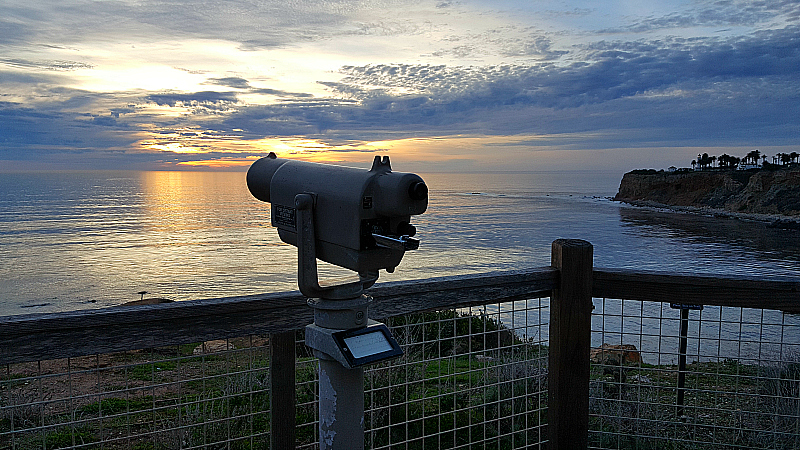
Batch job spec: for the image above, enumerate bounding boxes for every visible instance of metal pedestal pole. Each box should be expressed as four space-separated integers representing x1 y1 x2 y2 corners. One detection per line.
318 356 365 450
308 295 371 450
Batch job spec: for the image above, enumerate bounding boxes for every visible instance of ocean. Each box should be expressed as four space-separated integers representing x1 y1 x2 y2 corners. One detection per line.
1 169 799 318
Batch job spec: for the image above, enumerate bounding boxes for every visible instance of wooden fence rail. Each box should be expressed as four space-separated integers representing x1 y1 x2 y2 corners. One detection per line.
0 268 559 365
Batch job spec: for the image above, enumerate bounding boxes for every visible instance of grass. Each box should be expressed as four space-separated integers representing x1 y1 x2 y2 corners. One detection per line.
587 356 800 450
126 360 178 382
356 311 548 450
44 426 97 449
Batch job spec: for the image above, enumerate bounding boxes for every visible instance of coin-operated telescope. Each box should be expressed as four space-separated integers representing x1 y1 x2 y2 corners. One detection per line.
247 153 427 450
247 152 427 298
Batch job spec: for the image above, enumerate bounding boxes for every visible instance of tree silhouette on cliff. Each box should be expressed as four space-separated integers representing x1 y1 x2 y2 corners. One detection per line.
686 149 798 171
745 149 761 165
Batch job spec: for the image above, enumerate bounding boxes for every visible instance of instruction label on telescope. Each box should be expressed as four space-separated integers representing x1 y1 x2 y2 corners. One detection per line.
331 323 403 367
344 331 392 359
273 205 296 229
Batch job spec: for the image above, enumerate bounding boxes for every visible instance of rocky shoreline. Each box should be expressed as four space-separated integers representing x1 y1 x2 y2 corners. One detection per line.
614 167 800 227
615 198 800 229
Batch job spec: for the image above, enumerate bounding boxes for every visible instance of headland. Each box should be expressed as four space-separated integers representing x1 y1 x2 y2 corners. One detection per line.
614 166 800 227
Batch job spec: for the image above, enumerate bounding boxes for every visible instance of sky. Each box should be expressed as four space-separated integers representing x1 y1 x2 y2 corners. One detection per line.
1 0 799 173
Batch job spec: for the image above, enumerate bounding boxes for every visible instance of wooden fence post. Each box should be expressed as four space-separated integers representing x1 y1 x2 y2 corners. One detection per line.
270 331 296 449
549 239 593 449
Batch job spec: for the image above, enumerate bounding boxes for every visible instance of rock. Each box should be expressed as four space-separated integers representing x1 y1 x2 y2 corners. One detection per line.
629 374 652 384
121 298 173 306
193 340 236 355
590 343 643 365
768 219 800 230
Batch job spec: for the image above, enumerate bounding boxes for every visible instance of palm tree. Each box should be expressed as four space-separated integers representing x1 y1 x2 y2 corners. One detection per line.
746 149 761 165
780 153 791 165
791 152 799 164
718 154 738 169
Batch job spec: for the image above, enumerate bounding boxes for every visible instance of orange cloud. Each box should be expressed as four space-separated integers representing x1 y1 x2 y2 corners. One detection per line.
176 159 255 169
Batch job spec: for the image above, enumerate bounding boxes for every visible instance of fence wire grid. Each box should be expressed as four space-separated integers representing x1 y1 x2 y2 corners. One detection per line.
2 298 550 450
590 298 800 450
3 295 800 450
296 298 551 450
1 337 272 450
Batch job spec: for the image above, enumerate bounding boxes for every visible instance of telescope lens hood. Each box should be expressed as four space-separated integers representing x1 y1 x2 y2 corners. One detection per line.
247 152 288 203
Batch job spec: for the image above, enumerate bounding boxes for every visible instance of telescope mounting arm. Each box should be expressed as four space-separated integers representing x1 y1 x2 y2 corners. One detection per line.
295 193 378 299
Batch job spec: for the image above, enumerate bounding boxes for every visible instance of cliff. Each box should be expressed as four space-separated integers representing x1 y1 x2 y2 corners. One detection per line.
614 167 800 217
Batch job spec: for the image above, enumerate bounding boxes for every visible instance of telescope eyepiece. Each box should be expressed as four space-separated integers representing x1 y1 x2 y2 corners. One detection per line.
408 181 428 201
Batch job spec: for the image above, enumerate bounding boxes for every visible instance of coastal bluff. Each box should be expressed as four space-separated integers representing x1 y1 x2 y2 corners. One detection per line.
614 167 800 217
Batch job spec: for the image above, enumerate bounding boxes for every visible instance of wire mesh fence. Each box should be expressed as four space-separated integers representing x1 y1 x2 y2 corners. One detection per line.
589 298 800 450
363 299 550 450
1 298 550 450
293 297 551 450
1 337 272 450
3 291 800 449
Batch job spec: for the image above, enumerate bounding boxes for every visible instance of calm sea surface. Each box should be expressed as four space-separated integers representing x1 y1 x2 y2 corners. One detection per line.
1 170 798 319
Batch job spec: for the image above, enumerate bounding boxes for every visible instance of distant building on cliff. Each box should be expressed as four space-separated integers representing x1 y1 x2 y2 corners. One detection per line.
739 162 760 170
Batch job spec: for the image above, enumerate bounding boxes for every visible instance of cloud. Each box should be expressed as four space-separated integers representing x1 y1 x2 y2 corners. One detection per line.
0 57 93 71
146 91 239 108
201 77 318 98
0 69 63 85
431 27 568 60
605 0 800 33
0 0 401 50
7 23 796 167
205 77 251 89
0 101 139 160
0 18 32 45
327 25 800 108
252 88 315 98
198 25 799 151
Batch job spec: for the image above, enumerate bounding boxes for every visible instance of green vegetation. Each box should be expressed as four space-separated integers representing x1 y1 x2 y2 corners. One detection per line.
355 311 546 450
588 357 800 450
1 339 272 450
292 310 548 449
44 426 97 449
1 312 544 450
126 360 178 382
